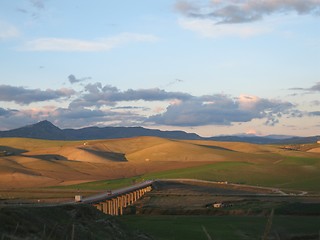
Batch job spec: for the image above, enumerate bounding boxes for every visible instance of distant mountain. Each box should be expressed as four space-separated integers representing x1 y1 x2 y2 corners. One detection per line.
0 120 319 144
207 135 320 144
0 120 201 141
0 120 65 140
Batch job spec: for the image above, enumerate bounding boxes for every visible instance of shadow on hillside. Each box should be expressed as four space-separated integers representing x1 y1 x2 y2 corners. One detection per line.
0 146 27 156
195 144 236 152
22 154 68 161
80 148 128 162
153 181 258 195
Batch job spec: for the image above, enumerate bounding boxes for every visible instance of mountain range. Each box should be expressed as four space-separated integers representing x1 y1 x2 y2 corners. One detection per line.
0 120 319 144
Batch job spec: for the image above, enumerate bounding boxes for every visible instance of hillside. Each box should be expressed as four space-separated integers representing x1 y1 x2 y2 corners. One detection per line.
0 137 319 191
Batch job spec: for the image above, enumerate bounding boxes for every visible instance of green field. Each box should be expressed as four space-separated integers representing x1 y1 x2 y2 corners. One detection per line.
120 215 320 240
55 154 320 193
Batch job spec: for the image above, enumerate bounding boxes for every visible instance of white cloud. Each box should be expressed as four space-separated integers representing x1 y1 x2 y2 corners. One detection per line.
178 17 270 38
20 33 159 51
0 22 20 40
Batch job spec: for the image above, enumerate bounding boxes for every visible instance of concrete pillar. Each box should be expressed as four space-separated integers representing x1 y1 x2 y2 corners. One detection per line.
125 194 129 206
113 198 118 216
110 199 115 215
134 191 137 201
118 197 123 215
123 195 127 207
107 200 111 215
130 192 134 204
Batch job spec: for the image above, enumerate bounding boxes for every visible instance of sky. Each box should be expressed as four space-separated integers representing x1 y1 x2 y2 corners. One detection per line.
0 0 319 137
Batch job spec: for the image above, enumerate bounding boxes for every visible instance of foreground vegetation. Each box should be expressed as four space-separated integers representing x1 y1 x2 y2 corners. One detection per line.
120 215 320 240
0 205 151 240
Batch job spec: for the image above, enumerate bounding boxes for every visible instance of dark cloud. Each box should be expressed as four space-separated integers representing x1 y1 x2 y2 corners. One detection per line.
0 108 17 117
0 85 75 105
17 0 45 19
175 0 320 24
289 82 320 93
30 0 45 10
309 82 320 91
16 8 28 14
309 111 320 116
48 107 145 129
70 82 192 108
68 74 92 84
148 94 295 126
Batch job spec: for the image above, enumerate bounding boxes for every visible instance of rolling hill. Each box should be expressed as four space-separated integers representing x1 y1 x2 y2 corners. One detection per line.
0 136 319 191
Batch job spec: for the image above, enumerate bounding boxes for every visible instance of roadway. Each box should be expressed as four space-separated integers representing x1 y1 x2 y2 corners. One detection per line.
80 180 154 204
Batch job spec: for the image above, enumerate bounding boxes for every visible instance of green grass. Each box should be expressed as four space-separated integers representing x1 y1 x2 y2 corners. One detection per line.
49 176 142 191
279 156 320 165
50 154 320 193
143 161 251 181
120 215 320 240
62 155 317 194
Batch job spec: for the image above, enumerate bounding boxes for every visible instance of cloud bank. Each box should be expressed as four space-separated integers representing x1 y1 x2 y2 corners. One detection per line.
290 81 320 93
0 85 75 104
148 94 296 126
69 83 193 108
0 82 313 131
175 0 320 24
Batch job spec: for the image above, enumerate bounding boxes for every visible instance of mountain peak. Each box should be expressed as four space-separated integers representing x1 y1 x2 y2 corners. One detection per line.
4 120 66 140
33 120 58 127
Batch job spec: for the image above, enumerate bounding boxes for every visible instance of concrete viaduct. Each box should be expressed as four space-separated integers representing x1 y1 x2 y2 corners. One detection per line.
80 180 153 216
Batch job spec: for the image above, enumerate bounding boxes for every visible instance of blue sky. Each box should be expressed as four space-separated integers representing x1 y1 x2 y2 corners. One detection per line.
0 0 319 137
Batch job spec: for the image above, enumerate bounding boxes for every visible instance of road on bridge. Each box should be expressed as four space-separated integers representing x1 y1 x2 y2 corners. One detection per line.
80 180 154 204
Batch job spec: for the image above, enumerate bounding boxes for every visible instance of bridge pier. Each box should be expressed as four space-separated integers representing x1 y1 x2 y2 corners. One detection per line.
92 185 152 216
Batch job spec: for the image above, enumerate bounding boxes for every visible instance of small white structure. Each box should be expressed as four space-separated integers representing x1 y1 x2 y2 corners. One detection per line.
75 195 83 202
213 203 224 208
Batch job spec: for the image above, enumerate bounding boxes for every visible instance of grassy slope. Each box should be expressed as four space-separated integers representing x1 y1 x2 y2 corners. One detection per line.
60 153 320 193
